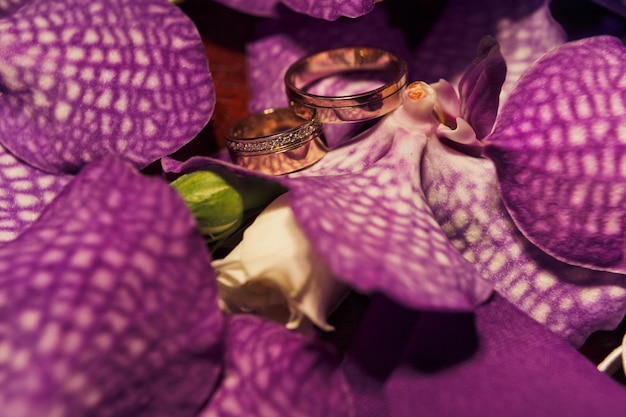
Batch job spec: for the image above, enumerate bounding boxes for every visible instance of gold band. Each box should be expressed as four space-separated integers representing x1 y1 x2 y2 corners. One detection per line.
226 108 327 175
284 47 408 123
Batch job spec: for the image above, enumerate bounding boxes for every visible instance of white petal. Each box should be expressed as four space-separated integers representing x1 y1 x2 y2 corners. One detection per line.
212 193 348 332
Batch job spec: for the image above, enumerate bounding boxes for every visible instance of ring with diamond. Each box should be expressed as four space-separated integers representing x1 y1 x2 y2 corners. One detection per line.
226 107 327 175
284 47 408 123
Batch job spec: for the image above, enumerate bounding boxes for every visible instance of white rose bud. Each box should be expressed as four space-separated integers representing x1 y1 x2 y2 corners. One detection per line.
212 192 348 332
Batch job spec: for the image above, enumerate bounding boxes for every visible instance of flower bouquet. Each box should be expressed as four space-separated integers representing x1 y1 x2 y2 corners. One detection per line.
1 0 626 416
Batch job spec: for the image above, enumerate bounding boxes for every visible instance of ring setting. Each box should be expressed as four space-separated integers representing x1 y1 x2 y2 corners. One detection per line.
226 108 327 175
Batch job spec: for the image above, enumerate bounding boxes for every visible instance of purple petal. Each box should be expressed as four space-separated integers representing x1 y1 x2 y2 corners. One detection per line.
457 36 506 139
215 0 376 20
0 144 71 242
283 117 492 311
412 0 565 99
343 293 626 417
423 135 626 346
0 0 214 174
484 36 626 273
199 314 352 417
0 157 223 416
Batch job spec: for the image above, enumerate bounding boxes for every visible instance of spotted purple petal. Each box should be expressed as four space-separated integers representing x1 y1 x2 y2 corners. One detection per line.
484 36 626 273
215 0 376 20
0 157 223 416
457 36 506 139
412 0 565 100
423 136 626 346
282 116 492 311
0 0 214 174
199 314 352 417
0 143 70 243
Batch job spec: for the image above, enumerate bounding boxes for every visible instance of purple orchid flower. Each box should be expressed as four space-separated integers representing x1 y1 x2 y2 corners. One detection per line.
267 29 626 347
164 2 626 416
425 35 626 345
0 0 214 239
0 4 227 412
178 1 626 413
163 0 612 338
222 0 626 345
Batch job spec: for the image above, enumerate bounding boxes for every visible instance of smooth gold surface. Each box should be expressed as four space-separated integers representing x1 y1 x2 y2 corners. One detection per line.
284 47 408 123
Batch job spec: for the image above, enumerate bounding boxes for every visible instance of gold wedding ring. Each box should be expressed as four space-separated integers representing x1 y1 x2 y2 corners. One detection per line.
226 108 327 175
284 47 408 123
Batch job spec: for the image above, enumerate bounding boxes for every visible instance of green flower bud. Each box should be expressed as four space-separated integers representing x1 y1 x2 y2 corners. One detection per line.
171 170 244 242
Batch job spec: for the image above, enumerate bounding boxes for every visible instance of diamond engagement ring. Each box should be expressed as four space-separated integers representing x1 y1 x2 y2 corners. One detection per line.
226 107 327 175
284 47 408 123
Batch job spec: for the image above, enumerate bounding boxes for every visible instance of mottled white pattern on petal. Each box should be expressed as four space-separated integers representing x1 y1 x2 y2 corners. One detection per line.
0 144 70 243
0 158 222 416
486 37 626 273
284 117 492 311
0 0 213 174
199 315 351 417
423 137 626 346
